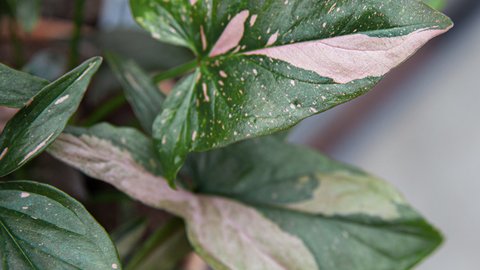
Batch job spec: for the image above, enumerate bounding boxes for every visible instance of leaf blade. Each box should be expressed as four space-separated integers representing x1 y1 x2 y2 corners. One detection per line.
0 57 102 177
105 52 165 134
136 0 453 181
50 125 442 270
0 63 48 108
0 180 121 270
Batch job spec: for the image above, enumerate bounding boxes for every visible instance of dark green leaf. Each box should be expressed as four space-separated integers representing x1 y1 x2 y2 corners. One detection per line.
0 62 48 108
131 0 453 182
0 57 102 177
106 52 165 134
0 181 121 269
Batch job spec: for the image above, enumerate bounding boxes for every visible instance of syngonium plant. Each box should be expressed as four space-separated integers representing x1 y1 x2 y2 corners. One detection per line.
0 0 452 269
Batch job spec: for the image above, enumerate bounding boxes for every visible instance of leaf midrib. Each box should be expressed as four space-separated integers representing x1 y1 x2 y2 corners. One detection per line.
0 219 37 270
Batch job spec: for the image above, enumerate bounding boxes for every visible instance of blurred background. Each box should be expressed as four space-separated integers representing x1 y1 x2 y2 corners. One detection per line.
1 0 479 269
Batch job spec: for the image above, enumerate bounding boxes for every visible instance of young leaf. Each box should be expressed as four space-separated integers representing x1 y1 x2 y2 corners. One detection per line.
106 52 165 134
0 63 48 108
0 181 121 269
0 57 102 177
49 124 442 270
131 0 453 181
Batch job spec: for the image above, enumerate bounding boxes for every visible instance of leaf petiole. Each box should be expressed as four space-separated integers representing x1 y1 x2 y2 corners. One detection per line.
152 60 197 83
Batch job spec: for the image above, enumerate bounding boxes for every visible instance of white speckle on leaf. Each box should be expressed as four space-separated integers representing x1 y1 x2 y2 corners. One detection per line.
20 192 30 198
219 70 228 78
202 83 210 102
290 80 296 86
54 95 70 105
328 3 337 14
19 133 55 165
0 148 8 160
266 31 279 46
200 25 208 51
249 14 258 26
192 131 197 141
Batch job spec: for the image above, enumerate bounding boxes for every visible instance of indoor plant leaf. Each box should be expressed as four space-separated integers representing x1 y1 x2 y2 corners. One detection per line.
0 57 102 177
49 124 442 270
0 63 48 108
106 52 165 134
131 0 453 182
0 180 121 269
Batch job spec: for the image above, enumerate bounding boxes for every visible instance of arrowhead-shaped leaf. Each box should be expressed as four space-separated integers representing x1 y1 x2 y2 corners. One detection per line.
106 52 165 134
0 63 48 108
0 181 121 269
131 0 453 182
0 57 102 177
49 124 442 270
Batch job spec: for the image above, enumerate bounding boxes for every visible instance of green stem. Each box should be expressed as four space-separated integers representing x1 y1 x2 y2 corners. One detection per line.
126 218 190 270
8 19 24 68
153 60 197 83
81 94 127 126
68 0 85 69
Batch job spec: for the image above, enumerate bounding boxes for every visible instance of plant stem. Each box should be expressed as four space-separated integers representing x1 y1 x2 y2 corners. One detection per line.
68 0 85 69
153 60 197 83
125 218 190 270
81 94 126 126
8 19 24 68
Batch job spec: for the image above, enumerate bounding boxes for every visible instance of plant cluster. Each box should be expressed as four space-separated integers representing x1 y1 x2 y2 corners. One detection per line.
0 0 452 269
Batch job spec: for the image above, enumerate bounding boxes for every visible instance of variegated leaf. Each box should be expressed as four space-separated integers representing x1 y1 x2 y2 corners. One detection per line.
131 0 453 182
0 57 102 177
49 124 442 270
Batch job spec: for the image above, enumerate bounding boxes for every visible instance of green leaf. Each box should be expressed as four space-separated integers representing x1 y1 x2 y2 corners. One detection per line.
131 0 453 182
424 0 446 10
49 124 442 270
0 180 121 269
106 52 165 134
0 57 102 177
0 62 48 108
